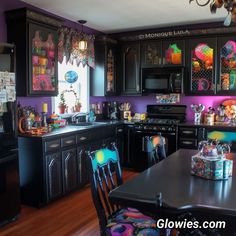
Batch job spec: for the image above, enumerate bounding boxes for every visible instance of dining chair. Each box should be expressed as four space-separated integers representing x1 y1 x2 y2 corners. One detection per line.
87 143 162 236
142 134 166 167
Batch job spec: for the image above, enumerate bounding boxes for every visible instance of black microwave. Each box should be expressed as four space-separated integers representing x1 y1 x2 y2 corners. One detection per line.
142 67 184 94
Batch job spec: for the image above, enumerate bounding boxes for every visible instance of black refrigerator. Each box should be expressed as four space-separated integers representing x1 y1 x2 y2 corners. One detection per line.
0 42 20 226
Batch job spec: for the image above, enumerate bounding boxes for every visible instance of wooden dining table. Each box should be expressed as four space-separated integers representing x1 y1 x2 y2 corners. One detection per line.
109 149 236 217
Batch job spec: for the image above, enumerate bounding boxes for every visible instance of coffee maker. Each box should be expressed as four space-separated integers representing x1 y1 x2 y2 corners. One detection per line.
102 101 119 120
109 101 120 120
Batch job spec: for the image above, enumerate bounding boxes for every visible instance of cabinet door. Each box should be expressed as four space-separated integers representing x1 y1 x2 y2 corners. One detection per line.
62 148 77 194
29 23 58 96
162 40 185 66
45 152 62 202
217 36 236 95
106 44 116 95
141 41 162 66
77 145 90 186
186 38 216 95
122 43 141 95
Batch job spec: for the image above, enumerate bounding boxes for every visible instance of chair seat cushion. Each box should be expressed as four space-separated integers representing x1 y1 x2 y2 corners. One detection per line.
106 207 160 236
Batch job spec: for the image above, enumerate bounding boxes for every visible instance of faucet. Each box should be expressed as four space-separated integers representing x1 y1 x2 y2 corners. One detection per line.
71 112 81 123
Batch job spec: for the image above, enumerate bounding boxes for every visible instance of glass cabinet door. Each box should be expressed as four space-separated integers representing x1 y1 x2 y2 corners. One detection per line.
29 23 58 96
162 40 184 66
141 41 162 66
187 38 216 95
106 46 115 94
217 37 236 95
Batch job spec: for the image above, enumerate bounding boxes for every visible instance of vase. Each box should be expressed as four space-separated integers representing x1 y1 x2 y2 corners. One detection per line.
58 105 67 114
194 112 202 124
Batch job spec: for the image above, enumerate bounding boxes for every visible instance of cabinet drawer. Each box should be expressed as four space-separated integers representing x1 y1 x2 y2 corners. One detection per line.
45 139 61 153
179 127 198 138
61 136 76 148
77 132 92 143
179 138 198 149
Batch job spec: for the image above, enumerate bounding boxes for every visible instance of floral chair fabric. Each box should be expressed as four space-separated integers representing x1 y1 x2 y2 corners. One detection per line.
106 207 160 236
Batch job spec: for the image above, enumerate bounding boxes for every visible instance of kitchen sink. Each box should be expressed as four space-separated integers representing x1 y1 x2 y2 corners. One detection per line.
70 121 107 127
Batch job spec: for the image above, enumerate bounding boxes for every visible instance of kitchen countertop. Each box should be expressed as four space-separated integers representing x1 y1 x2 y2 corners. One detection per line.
18 120 125 138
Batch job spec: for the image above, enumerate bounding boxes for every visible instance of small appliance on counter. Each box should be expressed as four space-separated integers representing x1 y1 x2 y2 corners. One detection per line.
102 101 120 120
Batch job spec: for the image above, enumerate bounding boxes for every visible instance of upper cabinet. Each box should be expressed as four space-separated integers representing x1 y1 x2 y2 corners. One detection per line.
141 39 184 67
121 42 141 95
5 8 63 96
90 37 117 96
185 37 216 95
217 36 236 95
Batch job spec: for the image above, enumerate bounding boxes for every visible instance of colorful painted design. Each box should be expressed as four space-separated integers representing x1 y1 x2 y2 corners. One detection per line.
107 208 160 236
91 148 118 172
207 131 236 143
165 43 182 64
191 154 233 180
64 70 78 84
150 136 165 148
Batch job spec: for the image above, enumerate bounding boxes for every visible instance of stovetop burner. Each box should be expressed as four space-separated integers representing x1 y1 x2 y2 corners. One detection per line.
146 118 180 125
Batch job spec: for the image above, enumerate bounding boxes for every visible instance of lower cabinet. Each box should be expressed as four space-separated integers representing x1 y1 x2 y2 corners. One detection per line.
178 126 206 150
18 124 117 207
62 148 77 194
77 144 90 187
45 152 62 202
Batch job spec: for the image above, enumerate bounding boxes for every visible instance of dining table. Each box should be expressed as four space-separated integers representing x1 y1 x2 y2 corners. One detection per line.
109 149 236 233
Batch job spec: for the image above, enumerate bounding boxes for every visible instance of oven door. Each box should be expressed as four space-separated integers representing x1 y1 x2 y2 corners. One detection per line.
131 128 177 171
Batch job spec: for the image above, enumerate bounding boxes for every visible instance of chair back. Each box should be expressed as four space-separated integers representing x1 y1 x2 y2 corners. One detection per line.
142 134 166 167
87 143 123 235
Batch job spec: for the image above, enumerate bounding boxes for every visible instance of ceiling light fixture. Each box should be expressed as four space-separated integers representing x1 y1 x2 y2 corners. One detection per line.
78 20 88 51
189 0 236 26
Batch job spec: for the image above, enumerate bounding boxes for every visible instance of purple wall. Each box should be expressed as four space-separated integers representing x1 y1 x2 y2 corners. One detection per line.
90 95 236 121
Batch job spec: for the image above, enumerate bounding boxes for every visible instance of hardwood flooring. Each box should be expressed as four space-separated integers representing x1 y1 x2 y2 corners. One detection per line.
0 170 137 236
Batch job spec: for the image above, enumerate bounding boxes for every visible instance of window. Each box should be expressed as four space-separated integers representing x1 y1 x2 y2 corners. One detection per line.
52 57 89 114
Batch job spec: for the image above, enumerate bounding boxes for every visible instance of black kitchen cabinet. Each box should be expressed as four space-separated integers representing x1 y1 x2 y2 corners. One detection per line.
5 8 62 96
178 125 206 150
77 144 90 186
18 124 118 207
62 148 77 194
141 39 184 67
185 37 216 95
45 152 62 202
90 37 117 96
121 42 141 95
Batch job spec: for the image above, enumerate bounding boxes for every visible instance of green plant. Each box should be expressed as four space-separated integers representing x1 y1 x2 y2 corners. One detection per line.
59 92 67 106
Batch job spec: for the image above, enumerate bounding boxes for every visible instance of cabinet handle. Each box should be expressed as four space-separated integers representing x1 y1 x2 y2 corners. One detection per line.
65 140 73 144
49 143 60 148
182 141 193 145
79 136 87 141
182 131 194 134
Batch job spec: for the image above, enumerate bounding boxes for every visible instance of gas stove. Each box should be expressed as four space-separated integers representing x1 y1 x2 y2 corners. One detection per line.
134 105 186 132
136 118 180 125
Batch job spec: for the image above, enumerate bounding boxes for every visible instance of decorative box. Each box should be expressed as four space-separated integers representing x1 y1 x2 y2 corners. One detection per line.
191 153 233 180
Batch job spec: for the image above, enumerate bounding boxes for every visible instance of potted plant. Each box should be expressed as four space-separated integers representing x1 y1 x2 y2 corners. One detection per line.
74 99 82 112
58 92 67 114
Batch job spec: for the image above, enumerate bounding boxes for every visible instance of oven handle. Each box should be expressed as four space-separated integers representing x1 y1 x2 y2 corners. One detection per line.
134 130 176 136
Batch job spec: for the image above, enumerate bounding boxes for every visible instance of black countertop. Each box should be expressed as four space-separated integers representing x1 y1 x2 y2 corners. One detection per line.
18 120 125 139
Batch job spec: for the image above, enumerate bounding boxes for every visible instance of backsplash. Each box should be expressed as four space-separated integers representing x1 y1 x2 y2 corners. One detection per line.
90 95 236 121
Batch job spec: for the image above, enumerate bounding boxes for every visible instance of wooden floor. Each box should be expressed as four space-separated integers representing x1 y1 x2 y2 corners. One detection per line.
0 170 137 236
